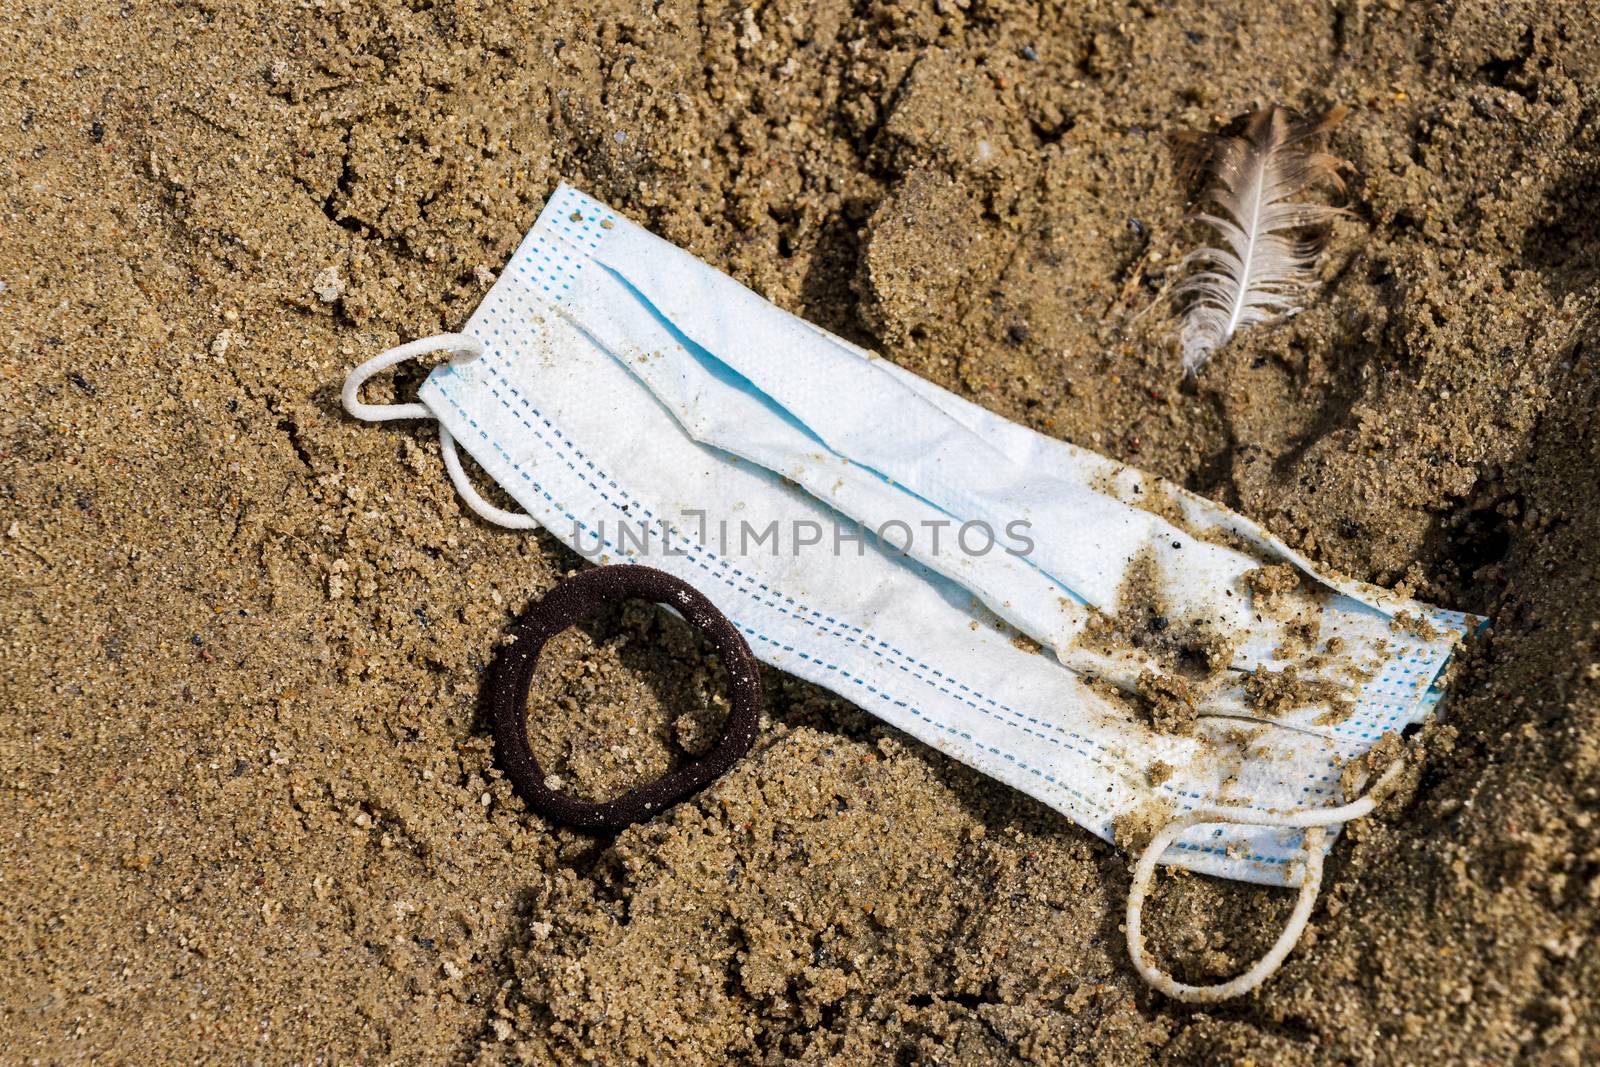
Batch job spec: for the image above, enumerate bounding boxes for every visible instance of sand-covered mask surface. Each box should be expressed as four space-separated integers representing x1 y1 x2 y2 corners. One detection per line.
3 0 1599 1063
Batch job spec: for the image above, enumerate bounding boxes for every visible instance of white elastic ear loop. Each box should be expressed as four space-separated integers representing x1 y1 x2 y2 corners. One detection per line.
1126 758 1406 1003
341 333 484 422
439 425 539 530
341 333 538 531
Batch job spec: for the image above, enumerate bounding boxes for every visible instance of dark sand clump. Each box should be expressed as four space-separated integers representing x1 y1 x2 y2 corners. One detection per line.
3 1 1600 1063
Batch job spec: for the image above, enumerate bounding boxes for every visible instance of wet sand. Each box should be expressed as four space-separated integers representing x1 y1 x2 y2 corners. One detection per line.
2 0 1598 1062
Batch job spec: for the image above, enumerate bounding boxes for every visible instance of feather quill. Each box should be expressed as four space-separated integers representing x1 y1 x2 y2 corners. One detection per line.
1172 105 1351 373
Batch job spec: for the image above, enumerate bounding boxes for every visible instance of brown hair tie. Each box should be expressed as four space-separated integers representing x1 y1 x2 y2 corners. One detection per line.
488 565 763 832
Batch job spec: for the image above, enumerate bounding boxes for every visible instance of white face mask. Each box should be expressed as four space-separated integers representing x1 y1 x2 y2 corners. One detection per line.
343 183 1475 1000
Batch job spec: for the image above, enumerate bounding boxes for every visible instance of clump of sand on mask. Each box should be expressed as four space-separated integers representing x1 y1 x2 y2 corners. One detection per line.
1076 548 1238 735
1242 665 1353 719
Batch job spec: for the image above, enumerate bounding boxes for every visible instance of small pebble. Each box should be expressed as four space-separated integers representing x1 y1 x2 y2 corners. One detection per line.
312 266 345 303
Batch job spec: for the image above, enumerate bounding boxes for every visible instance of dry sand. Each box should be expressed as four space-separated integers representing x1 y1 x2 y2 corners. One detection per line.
3 0 1599 1063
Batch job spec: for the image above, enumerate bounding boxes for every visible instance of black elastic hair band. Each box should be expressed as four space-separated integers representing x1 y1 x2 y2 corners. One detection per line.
488 564 763 832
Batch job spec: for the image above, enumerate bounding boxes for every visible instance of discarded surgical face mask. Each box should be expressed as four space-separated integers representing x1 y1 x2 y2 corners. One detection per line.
343 184 1477 1000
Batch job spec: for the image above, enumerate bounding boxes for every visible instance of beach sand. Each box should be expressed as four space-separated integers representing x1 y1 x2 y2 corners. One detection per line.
2 0 1598 1062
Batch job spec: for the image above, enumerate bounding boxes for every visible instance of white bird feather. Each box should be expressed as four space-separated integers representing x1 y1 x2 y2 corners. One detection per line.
1173 105 1351 373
